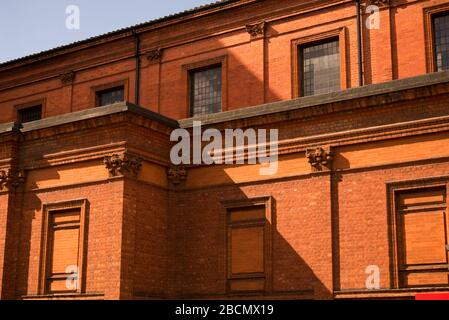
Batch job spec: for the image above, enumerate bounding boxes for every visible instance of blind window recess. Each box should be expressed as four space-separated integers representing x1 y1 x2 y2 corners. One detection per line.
45 209 82 294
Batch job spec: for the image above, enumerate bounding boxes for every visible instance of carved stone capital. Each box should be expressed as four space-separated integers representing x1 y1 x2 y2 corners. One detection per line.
246 21 265 39
369 0 390 7
306 147 333 172
0 168 26 191
104 153 142 178
146 48 163 63
60 71 75 85
167 166 187 185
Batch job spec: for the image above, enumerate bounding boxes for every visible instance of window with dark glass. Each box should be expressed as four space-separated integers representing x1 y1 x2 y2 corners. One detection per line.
433 13 449 71
18 105 42 123
96 86 124 107
300 38 340 97
189 65 222 117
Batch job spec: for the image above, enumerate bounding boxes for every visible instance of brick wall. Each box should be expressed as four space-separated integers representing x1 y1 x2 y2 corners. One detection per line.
122 179 169 300
171 176 333 299
1 0 449 300
2 0 449 122
15 181 125 299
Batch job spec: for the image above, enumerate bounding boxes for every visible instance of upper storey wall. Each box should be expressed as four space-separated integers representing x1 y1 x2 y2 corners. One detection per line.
0 0 445 122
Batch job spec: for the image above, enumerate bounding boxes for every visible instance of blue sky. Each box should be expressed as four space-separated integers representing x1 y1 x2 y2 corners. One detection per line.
0 0 216 63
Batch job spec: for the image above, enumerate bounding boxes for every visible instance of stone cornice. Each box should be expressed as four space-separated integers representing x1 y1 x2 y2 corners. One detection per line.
0 73 448 169
16 106 449 173
0 104 176 171
277 113 449 156
0 122 21 135
18 102 178 141
173 112 449 170
179 70 449 128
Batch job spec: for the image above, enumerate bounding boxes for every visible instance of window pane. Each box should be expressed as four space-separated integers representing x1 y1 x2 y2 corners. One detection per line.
190 66 222 116
97 86 125 107
301 39 340 96
18 105 42 123
433 14 449 71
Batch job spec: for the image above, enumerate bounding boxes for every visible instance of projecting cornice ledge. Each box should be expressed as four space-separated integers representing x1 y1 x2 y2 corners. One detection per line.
0 122 21 134
17 101 179 134
179 71 449 128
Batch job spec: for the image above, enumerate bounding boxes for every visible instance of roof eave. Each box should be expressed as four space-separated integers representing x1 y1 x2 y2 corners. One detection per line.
0 0 255 71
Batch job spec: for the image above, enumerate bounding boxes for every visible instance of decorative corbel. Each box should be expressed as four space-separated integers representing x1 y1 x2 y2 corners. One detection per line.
245 21 266 39
0 168 26 191
368 0 390 7
146 48 163 64
60 71 76 85
306 146 334 172
167 166 187 186
104 153 142 178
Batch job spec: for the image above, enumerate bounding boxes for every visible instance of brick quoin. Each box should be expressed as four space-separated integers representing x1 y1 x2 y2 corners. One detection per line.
1 0 449 300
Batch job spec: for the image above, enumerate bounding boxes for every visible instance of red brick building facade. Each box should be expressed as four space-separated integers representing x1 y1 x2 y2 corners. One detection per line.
1 0 449 300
